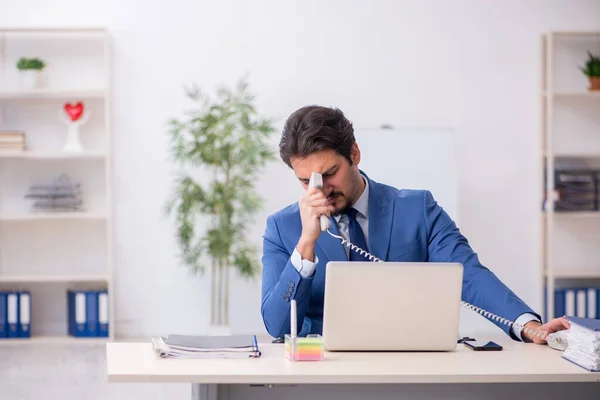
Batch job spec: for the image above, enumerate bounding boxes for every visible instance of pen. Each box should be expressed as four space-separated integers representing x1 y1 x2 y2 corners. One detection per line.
290 299 297 361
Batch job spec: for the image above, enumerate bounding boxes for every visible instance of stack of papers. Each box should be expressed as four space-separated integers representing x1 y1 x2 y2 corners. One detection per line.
562 317 600 372
152 334 261 359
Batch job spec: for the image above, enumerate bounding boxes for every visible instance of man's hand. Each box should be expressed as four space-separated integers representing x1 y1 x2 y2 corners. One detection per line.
522 316 570 344
297 187 332 260
299 186 332 243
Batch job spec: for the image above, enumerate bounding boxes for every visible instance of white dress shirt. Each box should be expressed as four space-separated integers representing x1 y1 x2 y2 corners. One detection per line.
289 174 539 341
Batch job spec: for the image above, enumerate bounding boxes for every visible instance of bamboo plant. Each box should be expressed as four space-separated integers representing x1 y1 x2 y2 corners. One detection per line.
166 78 276 327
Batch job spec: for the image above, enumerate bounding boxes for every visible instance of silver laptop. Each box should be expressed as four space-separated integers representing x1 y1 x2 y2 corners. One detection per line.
322 261 464 351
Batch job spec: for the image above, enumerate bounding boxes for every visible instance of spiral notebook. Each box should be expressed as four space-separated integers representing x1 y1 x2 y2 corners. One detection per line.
152 334 261 359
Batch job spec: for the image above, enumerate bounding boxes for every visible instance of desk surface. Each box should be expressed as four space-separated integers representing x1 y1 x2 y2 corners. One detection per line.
106 337 600 384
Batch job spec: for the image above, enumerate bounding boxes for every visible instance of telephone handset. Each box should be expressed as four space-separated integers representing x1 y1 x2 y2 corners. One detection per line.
306 171 549 343
308 172 331 232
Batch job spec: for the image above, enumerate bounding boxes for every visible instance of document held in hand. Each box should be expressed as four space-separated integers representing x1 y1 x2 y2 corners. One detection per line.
152 334 261 359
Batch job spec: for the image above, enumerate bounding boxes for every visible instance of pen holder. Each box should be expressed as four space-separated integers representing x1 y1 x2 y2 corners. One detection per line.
284 334 324 361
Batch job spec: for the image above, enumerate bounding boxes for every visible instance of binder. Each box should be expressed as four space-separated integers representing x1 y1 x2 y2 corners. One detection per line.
597 289 600 320
0 292 7 338
67 290 87 337
19 291 31 338
576 288 587 318
153 334 262 358
98 290 109 337
588 288 597 319
565 289 576 317
554 289 566 318
86 291 98 337
7 292 19 338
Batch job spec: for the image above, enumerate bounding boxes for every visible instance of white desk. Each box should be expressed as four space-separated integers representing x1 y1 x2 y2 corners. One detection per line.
106 337 600 400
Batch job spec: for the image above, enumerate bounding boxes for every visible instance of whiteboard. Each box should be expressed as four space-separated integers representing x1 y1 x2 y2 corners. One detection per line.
354 128 458 223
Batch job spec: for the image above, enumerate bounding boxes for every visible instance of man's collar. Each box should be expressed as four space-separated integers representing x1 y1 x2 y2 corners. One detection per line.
334 173 369 221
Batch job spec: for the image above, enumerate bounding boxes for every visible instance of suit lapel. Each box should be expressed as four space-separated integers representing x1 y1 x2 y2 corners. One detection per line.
316 216 348 262
367 175 394 261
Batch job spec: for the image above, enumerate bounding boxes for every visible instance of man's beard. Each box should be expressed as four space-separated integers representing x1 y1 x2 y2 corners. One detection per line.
329 191 353 216
328 174 361 216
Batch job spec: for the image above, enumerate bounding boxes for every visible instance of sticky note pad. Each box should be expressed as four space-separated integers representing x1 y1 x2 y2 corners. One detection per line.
284 334 324 361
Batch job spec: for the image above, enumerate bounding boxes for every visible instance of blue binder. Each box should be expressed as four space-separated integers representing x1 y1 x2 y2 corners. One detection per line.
6 292 19 338
97 290 109 337
0 292 7 338
597 289 600 319
588 288 597 319
575 288 588 318
67 290 87 337
554 289 566 318
567 316 600 331
86 291 99 337
18 291 31 338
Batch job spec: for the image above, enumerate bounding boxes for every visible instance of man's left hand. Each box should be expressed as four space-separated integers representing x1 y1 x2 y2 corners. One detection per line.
522 316 570 344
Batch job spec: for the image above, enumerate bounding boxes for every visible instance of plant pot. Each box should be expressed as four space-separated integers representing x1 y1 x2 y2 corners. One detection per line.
19 70 42 90
589 77 600 91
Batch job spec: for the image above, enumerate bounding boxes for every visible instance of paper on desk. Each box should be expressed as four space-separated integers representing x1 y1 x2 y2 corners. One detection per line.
151 335 261 359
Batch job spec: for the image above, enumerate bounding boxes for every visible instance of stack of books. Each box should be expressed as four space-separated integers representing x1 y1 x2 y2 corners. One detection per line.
553 170 597 212
24 173 83 212
0 130 25 153
152 334 261 359
562 317 600 372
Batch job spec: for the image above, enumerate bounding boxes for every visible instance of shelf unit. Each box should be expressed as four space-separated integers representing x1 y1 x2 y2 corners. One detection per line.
0 27 113 343
0 89 106 99
541 31 600 320
0 335 109 345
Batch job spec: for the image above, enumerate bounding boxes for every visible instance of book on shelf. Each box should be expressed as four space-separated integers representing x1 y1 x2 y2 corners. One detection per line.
543 169 600 212
0 130 26 152
152 334 261 359
555 170 597 211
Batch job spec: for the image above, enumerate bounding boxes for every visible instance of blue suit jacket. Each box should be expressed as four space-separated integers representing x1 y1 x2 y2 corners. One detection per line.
260 173 540 339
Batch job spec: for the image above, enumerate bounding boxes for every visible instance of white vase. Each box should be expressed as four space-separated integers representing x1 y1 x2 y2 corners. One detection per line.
19 70 41 90
207 324 231 336
63 122 84 153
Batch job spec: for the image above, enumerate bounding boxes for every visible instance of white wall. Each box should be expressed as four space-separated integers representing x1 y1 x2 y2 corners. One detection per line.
2 0 600 338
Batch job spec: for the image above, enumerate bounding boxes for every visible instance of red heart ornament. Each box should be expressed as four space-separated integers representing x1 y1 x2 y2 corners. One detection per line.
64 102 84 122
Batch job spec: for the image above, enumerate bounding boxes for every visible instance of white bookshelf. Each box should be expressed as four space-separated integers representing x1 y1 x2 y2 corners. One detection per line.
0 274 109 283
0 212 107 221
541 31 600 320
0 151 106 159
0 89 106 99
0 335 110 345
0 27 113 343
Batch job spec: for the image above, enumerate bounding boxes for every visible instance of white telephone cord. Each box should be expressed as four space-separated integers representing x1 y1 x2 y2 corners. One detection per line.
327 229 548 342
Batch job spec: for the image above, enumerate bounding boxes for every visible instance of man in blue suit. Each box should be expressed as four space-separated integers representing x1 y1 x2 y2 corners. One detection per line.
261 105 569 344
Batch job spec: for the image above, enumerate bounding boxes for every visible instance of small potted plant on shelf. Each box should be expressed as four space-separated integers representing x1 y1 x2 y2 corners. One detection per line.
580 51 600 91
16 57 46 90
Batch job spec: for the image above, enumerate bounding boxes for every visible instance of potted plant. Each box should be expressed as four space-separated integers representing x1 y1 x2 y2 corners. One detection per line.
580 51 600 91
166 77 276 334
16 57 46 90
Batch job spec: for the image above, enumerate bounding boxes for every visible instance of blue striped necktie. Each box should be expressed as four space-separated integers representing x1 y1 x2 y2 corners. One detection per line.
346 208 370 262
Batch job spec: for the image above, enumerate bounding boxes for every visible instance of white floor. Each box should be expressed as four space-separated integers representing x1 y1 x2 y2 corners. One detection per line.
0 342 189 400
